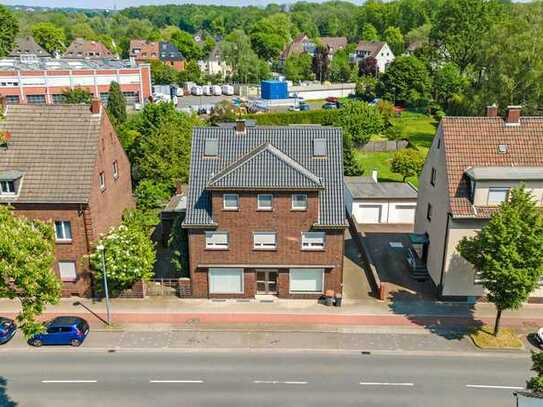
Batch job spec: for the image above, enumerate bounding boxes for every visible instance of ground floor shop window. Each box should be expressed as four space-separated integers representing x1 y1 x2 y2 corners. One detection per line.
209 268 244 294
289 268 324 293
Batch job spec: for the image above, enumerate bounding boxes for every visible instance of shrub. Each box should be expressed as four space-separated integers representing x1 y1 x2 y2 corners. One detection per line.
390 149 425 182
134 179 171 211
245 109 338 126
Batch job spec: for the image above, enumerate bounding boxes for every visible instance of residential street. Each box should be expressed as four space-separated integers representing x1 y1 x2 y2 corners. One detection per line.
0 351 530 407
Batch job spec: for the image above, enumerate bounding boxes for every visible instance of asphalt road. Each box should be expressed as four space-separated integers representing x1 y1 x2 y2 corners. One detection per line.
0 351 531 407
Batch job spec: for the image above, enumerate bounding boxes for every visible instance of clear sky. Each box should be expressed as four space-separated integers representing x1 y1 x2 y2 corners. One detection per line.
3 0 359 10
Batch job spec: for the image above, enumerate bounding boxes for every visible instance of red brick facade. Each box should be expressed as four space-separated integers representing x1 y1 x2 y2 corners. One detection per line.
10 108 134 297
188 191 344 298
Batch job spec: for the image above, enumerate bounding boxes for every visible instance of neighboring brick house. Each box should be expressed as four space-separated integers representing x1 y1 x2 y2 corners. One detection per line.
183 122 346 299
279 34 347 64
0 100 134 296
415 105 543 301
129 40 185 71
64 38 114 59
352 41 394 73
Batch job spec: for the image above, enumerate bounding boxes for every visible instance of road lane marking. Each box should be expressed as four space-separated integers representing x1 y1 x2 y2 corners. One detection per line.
359 382 414 386
42 380 97 384
253 380 307 385
466 385 524 390
150 380 204 384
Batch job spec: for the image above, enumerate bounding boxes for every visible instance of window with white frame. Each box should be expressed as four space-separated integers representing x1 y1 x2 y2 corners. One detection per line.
209 268 243 294
223 193 239 210
487 187 509 205
289 268 324 293
99 172 106 191
292 193 307 210
257 194 273 210
0 180 16 194
205 231 229 249
58 261 77 282
253 232 276 250
54 221 72 242
112 160 119 179
301 232 325 250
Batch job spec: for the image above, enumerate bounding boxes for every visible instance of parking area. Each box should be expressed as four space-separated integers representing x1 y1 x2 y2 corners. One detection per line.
361 232 436 300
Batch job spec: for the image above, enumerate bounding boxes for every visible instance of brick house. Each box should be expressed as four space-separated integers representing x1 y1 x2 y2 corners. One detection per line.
0 100 134 296
415 105 543 301
183 122 346 299
129 40 186 72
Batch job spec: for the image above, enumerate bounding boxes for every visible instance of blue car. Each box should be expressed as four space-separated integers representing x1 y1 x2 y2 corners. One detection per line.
0 317 16 344
29 316 89 347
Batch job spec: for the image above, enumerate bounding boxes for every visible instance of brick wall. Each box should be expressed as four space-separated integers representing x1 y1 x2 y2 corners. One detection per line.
187 191 344 298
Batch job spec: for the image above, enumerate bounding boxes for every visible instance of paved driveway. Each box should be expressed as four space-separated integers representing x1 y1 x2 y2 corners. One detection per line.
362 232 435 299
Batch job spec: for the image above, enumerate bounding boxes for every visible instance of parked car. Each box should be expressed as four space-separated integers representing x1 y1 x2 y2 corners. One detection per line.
299 102 310 111
535 328 543 349
288 105 300 112
322 102 338 110
325 96 338 103
0 317 16 344
29 316 89 347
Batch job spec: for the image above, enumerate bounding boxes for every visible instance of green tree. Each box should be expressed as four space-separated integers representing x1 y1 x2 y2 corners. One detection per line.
457 187 543 335
209 100 238 125
169 215 189 276
312 45 330 83
342 132 362 176
284 53 313 82
333 100 385 146
360 23 379 41
150 60 178 85
178 60 202 84
383 26 404 56
32 22 66 55
432 63 466 111
250 13 293 61
89 224 156 296
330 49 356 83
0 5 18 57
170 30 202 61
134 179 171 210
0 206 61 338
355 76 378 102
221 30 270 83
390 149 425 182
527 351 543 393
107 81 127 125
63 87 92 104
378 55 431 107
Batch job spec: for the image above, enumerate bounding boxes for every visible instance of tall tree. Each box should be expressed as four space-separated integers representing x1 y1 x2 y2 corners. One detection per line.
32 22 66 55
378 55 431 106
312 45 330 83
170 30 202 61
360 23 379 41
0 206 61 338
342 132 363 177
457 187 543 335
63 87 92 104
333 101 385 146
284 53 313 82
0 5 18 57
390 149 425 181
107 81 127 125
221 30 270 83
383 26 405 56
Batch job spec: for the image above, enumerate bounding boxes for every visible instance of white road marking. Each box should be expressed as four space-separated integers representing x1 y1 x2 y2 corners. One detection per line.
466 384 524 390
359 382 414 386
253 380 307 385
41 380 97 384
149 380 204 384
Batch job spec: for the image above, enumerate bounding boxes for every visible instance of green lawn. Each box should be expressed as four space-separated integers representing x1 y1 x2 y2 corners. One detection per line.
356 111 437 187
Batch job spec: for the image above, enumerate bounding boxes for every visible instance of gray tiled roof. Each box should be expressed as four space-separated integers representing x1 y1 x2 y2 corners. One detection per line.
184 126 346 228
0 104 101 204
207 143 324 190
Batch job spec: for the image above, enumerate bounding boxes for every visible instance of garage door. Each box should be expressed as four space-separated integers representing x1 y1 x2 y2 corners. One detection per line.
354 204 381 224
391 205 416 223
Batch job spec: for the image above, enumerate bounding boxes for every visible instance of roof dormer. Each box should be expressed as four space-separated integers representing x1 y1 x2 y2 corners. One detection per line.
0 170 23 199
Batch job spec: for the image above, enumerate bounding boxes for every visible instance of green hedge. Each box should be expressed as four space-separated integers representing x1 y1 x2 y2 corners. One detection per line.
244 109 340 126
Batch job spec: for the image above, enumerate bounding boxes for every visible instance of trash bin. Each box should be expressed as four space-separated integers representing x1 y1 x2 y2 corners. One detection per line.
325 289 335 306
334 294 342 307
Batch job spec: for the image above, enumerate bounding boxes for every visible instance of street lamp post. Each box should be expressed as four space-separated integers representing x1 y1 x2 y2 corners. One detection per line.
96 244 111 325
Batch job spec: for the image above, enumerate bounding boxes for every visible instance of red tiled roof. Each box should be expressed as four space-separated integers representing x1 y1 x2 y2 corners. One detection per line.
355 41 386 58
319 37 347 51
280 33 309 60
441 116 543 218
64 38 113 59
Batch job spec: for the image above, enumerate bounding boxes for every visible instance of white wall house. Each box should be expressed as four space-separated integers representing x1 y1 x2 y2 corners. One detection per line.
351 41 395 73
345 175 418 226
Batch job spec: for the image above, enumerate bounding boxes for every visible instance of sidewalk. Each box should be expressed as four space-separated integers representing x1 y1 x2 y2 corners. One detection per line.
1 297 542 332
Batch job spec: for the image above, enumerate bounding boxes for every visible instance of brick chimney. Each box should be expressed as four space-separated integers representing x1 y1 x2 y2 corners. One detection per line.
485 104 498 118
235 119 246 134
505 105 521 125
90 98 101 114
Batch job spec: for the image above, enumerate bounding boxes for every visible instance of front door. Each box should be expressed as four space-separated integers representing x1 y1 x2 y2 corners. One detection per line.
256 269 278 294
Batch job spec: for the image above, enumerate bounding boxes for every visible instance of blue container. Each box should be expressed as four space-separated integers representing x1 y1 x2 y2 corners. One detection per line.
261 80 288 100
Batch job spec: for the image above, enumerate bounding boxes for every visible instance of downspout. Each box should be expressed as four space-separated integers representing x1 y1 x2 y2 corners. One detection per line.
438 213 451 299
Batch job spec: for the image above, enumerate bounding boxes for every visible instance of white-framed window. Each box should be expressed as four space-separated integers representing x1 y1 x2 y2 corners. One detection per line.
205 231 229 249
223 193 239 210
58 261 77 282
257 194 273 210
301 232 325 250
99 172 106 191
54 221 72 242
487 187 509 205
289 268 324 293
112 160 119 179
209 268 243 294
253 232 276 250
0 180 16 195
292 193 308 210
